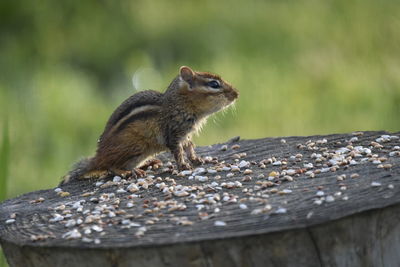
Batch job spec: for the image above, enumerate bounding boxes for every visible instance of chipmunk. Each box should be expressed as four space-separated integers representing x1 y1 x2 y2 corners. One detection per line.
61 66 238 184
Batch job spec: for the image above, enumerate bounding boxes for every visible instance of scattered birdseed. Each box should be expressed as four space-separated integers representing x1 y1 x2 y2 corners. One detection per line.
239 203 248 209
65 219 76 228
30 197 45 204
371 182 382 187
251 205 272 215
92 225 103 232
242 175 252 182
283 175 293 182
350 173 359 179
62 229 82 239
239 160 250 168
325 196 335 202
220 145 228 151
337 174 346 181
243 169 253 175
388 184 394 189
113 176 122 183
195 176 208 182
274 207 287 214
279 189 292 194
314 199 323 205
231 167 240 172
226 173 234 178
306 211 314 219
5 219 15 224
214 220 227 226
179 170 192 176
231 144 240 150
349 137 358 143
54 188 62 193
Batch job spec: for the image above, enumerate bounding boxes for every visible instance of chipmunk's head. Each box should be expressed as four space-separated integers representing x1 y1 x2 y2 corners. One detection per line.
178 66 239 116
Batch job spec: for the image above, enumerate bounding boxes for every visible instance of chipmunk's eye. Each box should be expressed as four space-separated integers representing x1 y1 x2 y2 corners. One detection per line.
207 80 220 89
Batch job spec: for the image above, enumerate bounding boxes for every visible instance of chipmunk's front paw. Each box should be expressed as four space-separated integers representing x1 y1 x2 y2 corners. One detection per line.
178 162 192 171
190 156 204 166
133 168 146 178
140 159 163 170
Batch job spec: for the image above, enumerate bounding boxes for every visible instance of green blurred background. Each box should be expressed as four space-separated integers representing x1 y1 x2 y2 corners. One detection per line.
0 0 399 265
1 0 400 198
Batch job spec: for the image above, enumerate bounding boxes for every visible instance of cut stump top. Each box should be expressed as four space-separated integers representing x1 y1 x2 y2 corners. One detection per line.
0 131 399 249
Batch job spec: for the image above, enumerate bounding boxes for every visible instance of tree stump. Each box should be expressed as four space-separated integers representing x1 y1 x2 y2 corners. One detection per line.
1 131 399 267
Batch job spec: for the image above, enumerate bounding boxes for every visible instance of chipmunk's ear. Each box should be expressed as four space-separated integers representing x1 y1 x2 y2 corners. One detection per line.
179 66 195 84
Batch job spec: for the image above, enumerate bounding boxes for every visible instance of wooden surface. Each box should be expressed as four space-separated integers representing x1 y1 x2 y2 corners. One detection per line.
0 131 399 267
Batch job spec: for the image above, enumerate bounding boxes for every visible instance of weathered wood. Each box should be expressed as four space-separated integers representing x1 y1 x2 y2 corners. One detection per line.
1 131 399 267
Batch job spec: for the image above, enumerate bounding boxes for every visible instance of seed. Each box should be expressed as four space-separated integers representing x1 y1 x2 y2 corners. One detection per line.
337 174 346 181
274 207 287 214
371 182 382 187
113 176 122 183
231 144 240 150
231 167 240 172
220 145 228 151
54 188 62 193
214 220 227 226
180 170 192 176
62 229 82 239
207 169 217 174
239 160 250 168
268 171 278 177
279 189 292 195
242 175 252 182
283 175 293 182
5 219 15 224
314 199 323 205
243 169 253 175
226 173 234 178
326 195 335 202
382 164 392 169
173 191 189 197
349 137 358 143
92 225 103 232
239 203 248 209
30 197 45 204
350 173 359 179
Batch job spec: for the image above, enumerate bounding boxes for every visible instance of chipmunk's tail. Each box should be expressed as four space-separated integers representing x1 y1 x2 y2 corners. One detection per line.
60 157 93 185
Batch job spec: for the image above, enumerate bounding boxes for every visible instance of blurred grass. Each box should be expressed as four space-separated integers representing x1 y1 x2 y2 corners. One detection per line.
0 0 399 200
0 120 10 266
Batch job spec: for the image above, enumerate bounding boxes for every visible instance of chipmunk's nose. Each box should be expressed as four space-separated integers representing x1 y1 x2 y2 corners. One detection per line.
227 88 239 101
